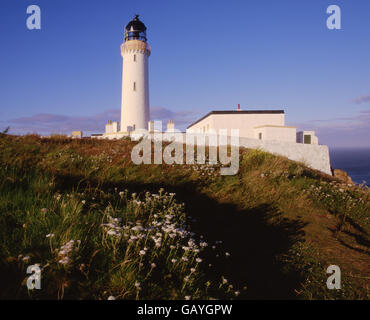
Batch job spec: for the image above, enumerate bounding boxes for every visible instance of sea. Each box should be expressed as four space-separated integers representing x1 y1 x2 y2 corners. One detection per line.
329 148 370 186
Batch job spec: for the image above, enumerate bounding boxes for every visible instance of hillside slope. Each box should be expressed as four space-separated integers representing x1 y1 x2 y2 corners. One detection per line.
0 134 369 299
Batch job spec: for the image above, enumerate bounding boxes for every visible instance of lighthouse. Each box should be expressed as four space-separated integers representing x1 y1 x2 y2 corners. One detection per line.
120 15 151 133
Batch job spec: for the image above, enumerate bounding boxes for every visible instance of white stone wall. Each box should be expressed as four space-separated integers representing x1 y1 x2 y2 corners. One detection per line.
99 131 332 176
237 137 331 175
170 133 332 175
102 132 130 140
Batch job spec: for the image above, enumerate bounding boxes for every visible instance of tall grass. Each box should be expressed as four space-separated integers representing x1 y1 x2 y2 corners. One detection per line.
0 134 368 299
0 164 238 299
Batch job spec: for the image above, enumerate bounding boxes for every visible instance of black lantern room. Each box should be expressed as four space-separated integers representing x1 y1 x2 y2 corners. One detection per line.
125 15 147 42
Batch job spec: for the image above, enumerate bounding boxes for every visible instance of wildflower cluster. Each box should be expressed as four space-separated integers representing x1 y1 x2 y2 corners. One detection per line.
98 189 237 299
58 239 81 265
303 181 369 228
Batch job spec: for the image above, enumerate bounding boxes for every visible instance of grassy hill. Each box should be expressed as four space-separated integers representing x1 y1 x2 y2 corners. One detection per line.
0 134 369 299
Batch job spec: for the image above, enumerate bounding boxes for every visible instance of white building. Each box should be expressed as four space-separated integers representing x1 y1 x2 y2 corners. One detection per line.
71 131 83 139
296 130 318 145
186 109 318 145
105 120 119 134
166 119 175 132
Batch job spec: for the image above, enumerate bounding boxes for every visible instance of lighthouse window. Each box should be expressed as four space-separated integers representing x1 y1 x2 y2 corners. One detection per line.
133 82 136 91
134 54 136 62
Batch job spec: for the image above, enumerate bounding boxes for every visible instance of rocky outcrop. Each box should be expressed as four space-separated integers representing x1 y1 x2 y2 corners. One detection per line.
333 169 354 184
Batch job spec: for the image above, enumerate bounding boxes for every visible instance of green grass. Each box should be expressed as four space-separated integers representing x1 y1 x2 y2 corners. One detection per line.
0 134 369 299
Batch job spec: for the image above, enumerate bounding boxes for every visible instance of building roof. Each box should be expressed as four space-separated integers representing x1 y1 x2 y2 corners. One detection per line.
125 15 147 32
187 110 285 129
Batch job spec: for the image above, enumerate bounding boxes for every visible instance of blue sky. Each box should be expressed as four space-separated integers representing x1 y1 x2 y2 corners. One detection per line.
1 0 369 147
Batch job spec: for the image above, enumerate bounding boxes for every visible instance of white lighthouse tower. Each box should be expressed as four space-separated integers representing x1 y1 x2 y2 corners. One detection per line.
120 15 151 133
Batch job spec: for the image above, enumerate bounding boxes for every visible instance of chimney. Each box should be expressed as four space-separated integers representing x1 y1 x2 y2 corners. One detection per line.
238 104 240 111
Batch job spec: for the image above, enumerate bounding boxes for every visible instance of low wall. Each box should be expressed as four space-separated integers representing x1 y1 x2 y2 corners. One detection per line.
102 132 332 176
238 137 332 175
165 133 332 176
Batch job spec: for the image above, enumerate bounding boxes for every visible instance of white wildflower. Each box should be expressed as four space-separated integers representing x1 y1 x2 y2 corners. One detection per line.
58 257 70 265
107 230 120 236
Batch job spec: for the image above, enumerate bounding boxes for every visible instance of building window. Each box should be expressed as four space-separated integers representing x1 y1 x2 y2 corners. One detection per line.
259 133 262 140
134 54 136 62
133 82 136 91
304 135 311 144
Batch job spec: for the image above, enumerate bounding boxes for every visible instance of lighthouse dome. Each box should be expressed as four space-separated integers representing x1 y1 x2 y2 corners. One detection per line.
125 15 147 41
125 15 147 32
